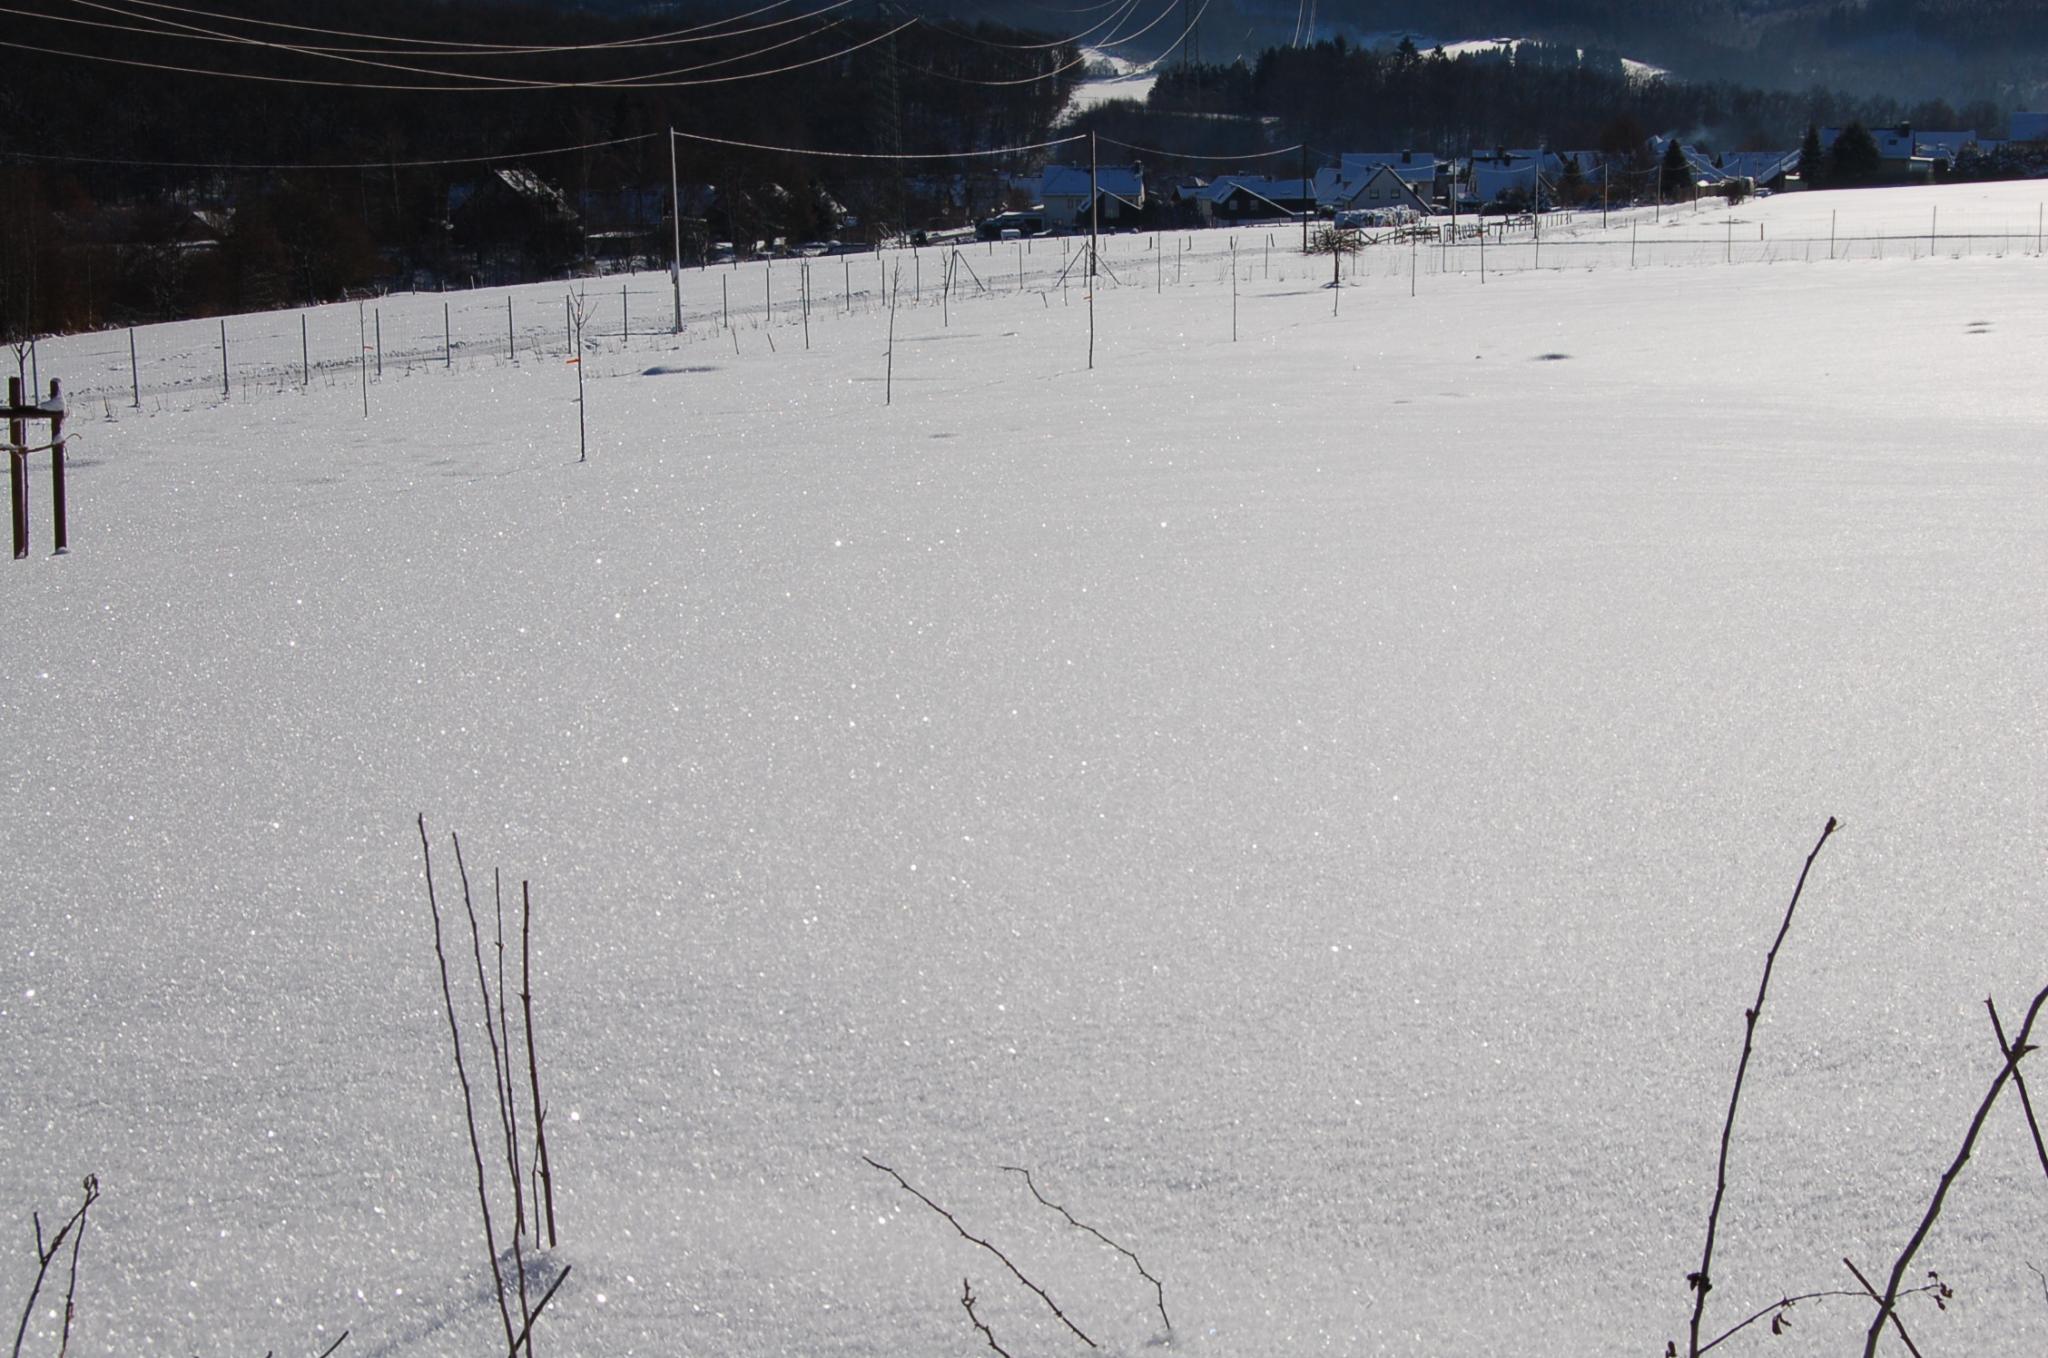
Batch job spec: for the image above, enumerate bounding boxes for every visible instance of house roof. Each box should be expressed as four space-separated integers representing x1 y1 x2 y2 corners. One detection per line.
1338 151 1438 184
1682 148 1801 183
1329 164 1433 212
1040 164 1144 200
1203 176 1313 207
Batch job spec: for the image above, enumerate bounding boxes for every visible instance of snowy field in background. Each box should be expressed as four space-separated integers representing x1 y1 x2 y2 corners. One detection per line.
6 180 2048 1357
1065 47 1162 119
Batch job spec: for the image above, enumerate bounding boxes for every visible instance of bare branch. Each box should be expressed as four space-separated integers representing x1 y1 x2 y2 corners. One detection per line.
506 1264 571 1357
56 1175 94 1358
12 1177 97 1358
312 1331 350 1358
1845 1256 1924 1358
1687 816 1838 1358
961 1279 1012 1358
522 882 558 1248
417 816 517 1352
1987 998 2048 1182
1861 979 2048 1358
863 1157 1096 1348
999 1165 1170 1332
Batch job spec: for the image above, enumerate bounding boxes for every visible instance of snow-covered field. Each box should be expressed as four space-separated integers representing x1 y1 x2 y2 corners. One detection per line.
1065 47 1160 118
7 180 2048 1357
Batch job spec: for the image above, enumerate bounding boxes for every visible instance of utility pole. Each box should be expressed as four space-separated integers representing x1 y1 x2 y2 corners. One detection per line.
1300 142 1310 250
1089 131 1099 280
669 127 683 333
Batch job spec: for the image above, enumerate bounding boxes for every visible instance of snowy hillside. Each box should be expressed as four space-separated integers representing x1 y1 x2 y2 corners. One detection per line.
7 181 2048 1357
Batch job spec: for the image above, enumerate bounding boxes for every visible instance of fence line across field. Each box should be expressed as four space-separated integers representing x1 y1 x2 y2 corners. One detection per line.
34 210 2048 412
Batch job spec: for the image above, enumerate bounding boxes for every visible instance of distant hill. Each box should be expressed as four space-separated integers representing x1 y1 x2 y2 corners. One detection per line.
700 0 2048 108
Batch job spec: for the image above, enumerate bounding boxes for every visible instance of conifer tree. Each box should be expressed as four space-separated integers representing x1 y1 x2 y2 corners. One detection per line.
1799 124 1827 187
1660 138 1692 201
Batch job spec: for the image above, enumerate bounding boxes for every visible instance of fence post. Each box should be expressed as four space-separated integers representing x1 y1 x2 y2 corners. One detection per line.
48 380 67 556
8 376 25 560
507 297 515 360
445 302 452 367
129 327 140 409
219 319 230 398
375 308 383 378
301 314 310 387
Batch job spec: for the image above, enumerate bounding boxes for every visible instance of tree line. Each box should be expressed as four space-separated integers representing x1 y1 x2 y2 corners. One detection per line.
0 0 1076 340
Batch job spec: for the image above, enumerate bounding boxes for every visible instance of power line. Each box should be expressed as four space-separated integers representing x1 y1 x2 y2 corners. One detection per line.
0 19 917 91
1099 136 1304 161
57 0 830 54
671 127 1085 159
9 2 859 88
919 0 1140 52
0 132 663 172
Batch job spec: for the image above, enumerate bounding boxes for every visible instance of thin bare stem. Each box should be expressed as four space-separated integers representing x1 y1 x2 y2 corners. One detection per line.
1987 997 2048 1181
961 1279 1012 1358
417 817 517 1352
1000 1165 1169 1331
1845 1256 1925 1358
1700 1277 1948 1354
1861 979 2048 1358
55 1176 93 1358
313 1332 350 1358
492 871 534 1352
453 836 521 1219
505 1264 571 1356
863 1157 1096 1348
12 1177 96 1358
1688 816 1838 1358
522 882 558 1248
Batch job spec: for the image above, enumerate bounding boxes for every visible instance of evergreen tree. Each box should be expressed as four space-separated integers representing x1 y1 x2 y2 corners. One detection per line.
1799 124 1827 187
1557 154 1587 205
1828 121 1883 184
1660 138 1692 201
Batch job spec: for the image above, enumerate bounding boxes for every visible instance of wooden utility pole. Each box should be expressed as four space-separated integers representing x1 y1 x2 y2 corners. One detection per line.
1089 132 1099 281
669 127 684 333
1301 142 1310 250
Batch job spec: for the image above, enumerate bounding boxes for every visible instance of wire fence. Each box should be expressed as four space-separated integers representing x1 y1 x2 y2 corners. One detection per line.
31 203 2048 413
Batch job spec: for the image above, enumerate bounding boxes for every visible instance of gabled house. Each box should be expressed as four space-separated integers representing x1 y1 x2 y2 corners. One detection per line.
450 167 582 280
1327 164 1434 216
1203 176 1314 221
1469 159 1539 205
1339 150 1438 187
1040 163 1146 227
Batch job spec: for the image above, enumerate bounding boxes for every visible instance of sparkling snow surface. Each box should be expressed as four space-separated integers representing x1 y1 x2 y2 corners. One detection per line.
6 183 2048 1357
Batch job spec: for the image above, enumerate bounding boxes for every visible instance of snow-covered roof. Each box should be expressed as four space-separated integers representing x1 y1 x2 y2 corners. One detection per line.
1338 152 1438 184
1327 164 1434 213
1203 176 1313 208
1040 164 1145 202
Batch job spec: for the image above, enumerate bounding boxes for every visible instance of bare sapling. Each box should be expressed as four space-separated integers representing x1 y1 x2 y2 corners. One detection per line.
1684 817 1837 1358
523 881 558 1247
10 1175 97 1358
417 817 568 1354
